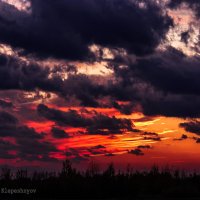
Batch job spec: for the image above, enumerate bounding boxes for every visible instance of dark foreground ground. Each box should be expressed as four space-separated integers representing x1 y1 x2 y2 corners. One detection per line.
1 160 200 199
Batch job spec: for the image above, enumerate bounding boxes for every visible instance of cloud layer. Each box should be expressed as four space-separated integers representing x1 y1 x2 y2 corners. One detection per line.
0 0 200 166
0 0 172 60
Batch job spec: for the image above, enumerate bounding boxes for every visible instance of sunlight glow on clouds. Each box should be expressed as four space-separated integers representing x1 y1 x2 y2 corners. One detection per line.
166 5 200 56
2 0 30 12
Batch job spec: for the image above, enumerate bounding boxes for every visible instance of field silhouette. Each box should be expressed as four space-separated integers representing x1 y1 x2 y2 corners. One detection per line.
1 160 200 199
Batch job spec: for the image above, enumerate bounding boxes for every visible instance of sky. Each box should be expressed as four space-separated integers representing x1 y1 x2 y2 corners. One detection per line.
0 0 200 171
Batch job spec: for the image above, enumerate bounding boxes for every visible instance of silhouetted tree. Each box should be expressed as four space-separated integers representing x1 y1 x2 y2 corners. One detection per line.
86 160 100 177
16 169 28 180
60 159 76 178
0 160 200 199
0 167 12 181
103 163 115 177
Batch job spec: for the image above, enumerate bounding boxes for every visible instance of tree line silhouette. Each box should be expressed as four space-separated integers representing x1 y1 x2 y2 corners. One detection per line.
1 160 200 199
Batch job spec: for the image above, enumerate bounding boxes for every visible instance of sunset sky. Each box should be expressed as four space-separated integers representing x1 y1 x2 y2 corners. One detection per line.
0 0 200 171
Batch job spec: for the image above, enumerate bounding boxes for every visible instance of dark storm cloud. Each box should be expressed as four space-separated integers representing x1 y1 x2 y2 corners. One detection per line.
16 139 58 162
51 127 70 139
126 48 200 96
0 112 59 162
142 132 159 136
0 111 18 125
141 94 200 118
196 138 200 143
15 126 44 140
143 136 161 141
65 148 89 163
0 0 172 60
0 99 13 108
1 131 58 162
88 148 106 156
174 134 188 141
0 123 58 161
128 148 144 156
0 124 43 139
105 153 114 157
37 104 134 135
0 54 62 92
86 114 133 135
37 104 92 127
0 54 105 107
87 145 110 157
0 0 199 120
112 101 134 115
0 140 17 159
111 47 200 118
91 145 106 150
61 74 105 107
3 49 200 118
134 116 155 123
180 121 200 136
137 145 151 149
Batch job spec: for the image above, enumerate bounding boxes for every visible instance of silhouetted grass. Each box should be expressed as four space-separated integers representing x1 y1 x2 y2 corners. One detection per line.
1 160 200 199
